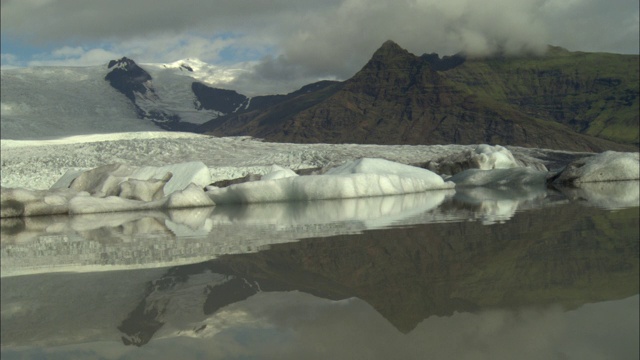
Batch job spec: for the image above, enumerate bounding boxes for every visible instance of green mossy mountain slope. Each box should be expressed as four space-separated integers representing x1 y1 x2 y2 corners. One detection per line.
201 41 639 151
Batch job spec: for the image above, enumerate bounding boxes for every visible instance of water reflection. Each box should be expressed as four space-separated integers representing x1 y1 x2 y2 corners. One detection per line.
2 186 637 276
113 203 637 338
1 189 638 359
557 180 640 210
1 191 455 276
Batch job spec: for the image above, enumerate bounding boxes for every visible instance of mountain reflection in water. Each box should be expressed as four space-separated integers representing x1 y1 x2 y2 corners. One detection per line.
1 187 638 360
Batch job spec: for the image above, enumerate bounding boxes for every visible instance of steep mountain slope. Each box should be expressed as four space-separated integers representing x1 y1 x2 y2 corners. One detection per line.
2 43 636 149
200 41 638 152
105 57 227 131
197 80 343 136
446 46 639 145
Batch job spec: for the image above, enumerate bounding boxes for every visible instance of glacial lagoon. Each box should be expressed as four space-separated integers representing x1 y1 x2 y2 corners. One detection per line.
1 187 638 360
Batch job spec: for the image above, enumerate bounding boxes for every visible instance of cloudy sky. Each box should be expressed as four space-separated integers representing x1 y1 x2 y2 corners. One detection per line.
1 0 638 95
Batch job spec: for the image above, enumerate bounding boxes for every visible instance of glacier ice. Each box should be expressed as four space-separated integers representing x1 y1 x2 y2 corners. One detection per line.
1 132 639 218
423 144 546 176
206 158 455 205
552 151 640 184
1 158 454 217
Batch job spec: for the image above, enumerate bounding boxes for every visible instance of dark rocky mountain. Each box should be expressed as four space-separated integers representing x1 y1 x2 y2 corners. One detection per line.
192 79 340 115
105 57 153 103
102 58 341 133
105 57 187 129
192 82 248 113
198 41 639 152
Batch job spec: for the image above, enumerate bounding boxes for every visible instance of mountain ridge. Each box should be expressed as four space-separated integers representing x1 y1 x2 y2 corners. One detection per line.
1 41 637 150
199 40 639 152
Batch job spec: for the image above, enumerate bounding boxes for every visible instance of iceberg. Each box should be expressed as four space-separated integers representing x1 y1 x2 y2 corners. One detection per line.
423 144 547 176
0 187 85 217
58 161 212 196
260 164 299 181
1 130 637 218
206 158 454 205
1 158 454 217
552 151 639 185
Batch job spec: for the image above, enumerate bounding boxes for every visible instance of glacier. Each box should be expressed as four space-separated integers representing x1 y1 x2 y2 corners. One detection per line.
1 131 638 217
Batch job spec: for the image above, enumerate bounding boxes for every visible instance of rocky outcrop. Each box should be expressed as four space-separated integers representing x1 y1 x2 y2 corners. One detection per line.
105 57 189 129
191 82 248 113
105 57 154 103
549 151 640 186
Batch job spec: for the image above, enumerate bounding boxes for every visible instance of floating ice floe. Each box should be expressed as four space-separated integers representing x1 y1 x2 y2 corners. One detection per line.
0 187 86 217
423 144 547 176
1 158 454 217
1 161 215 217
67 183 215 215
206 158 454 205
3 148 637 218
551 151 640 185
52 161 212 196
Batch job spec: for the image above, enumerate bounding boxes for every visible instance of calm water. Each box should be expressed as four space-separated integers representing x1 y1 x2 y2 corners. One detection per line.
1 187 638 360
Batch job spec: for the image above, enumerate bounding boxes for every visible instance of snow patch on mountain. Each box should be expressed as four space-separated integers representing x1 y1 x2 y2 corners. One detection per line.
152 58 252 88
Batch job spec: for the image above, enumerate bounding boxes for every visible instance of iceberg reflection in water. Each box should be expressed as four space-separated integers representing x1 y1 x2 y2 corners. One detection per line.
2 184 638 276
1 190 454 276
1 187 638 360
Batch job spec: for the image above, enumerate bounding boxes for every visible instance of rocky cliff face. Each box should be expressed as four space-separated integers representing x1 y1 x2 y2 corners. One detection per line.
191 82 248 113
105 57 154 103
200 41 638 152
105 57 186 129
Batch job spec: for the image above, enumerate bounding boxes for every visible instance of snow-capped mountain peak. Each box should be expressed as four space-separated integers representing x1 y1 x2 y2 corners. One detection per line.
107 57 139 71
161 58 209 73
145 58 250 87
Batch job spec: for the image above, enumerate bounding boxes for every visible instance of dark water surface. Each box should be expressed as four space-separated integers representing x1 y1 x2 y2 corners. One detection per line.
1 190 638 360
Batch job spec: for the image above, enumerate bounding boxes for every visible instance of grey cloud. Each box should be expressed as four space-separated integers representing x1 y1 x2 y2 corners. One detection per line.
3 0 637 54
225 55 334 96
2 0 637 95
0 0 331 43
258 0 636 89
540 0 640 54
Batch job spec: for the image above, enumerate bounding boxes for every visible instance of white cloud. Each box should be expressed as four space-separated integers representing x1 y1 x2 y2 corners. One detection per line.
51 46 86 58
1 0 638 93
22 33 270 68
1 53 20 68
28 48 119 67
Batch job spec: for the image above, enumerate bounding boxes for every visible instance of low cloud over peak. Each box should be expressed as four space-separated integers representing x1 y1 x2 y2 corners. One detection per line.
2 0 638 94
